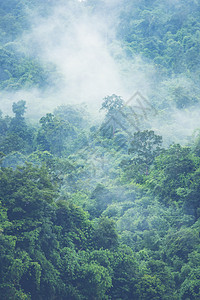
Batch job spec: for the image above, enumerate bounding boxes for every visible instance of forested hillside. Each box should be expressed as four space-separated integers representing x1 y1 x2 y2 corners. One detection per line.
0 1 200 299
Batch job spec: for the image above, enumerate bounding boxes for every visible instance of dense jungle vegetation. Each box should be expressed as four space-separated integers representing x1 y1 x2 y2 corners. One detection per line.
0 0 200 299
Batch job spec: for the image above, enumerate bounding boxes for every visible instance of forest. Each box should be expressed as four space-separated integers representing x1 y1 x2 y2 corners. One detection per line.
0 0 200 299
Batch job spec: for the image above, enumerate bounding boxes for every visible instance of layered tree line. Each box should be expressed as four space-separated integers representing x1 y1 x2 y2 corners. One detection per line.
0 0 200 299
0 97 199 299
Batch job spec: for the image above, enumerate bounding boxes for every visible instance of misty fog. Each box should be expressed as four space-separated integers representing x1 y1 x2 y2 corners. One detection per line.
0 0 199 145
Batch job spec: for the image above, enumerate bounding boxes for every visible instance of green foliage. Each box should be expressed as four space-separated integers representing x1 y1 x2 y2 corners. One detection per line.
0 104 199 299
0 2 200 299
109 246 139 299
0 46 53 90
117 0 200 75
90 184 114 217
93 217 118 250
37 113 74 157
12 100 26 118
146 144 200 213
101 94 124 113
76 262 112 299
135 274 166 300
121 130 162 183
0 101 34 155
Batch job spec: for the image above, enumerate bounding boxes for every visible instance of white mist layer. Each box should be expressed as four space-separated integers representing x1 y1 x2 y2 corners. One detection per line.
0 0 199 145
22 3 125 109
0 1 155 119
151 107 200 146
